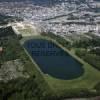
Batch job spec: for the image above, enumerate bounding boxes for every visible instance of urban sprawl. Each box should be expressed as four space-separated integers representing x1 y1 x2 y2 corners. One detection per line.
0 0 100 37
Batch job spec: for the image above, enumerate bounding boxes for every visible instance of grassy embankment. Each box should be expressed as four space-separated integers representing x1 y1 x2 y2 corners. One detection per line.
21 33 100 98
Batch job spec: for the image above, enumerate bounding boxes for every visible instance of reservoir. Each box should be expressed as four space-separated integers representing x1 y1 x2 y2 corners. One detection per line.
24 39 84 80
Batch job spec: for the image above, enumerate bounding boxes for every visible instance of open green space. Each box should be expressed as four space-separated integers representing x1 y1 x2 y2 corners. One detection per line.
0 27 54 100
0 26 100 99
22 33 100 98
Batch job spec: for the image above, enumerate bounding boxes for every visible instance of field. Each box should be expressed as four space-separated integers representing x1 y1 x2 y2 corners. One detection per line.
12 22 41 37
22 35 100 98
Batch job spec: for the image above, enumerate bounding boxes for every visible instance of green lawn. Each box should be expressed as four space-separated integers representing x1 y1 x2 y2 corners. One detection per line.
22 35 100 97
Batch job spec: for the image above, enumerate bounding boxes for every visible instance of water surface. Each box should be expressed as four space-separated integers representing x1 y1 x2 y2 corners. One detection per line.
24 39 84 80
